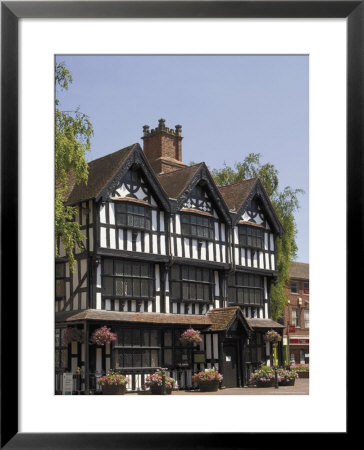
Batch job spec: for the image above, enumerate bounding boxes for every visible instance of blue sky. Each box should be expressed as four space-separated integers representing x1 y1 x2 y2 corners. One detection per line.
56 55 309 263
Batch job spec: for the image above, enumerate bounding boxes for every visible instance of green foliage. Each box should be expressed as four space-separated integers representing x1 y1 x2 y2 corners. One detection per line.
55 62 93 270
211 153 304 321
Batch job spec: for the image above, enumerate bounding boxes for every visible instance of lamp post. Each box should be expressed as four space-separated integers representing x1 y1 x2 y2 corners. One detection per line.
273 342 279 389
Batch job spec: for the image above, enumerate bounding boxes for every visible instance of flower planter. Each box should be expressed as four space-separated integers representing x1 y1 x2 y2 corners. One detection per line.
255 380 274 388
279 378 296 386
198 380 220 392
102 384 127 395
149 385 173 395
297 371 309 378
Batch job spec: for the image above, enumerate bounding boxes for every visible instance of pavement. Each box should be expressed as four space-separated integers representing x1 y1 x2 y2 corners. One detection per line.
134 378 309 395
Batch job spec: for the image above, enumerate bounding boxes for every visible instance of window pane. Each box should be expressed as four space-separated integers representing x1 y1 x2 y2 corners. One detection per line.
56 280 64 297
228 287 236 301
115 279 124 296
133 350 142 367
125 279 132 296
124 329 132 346
237 288 244 303
142 330 149 346
114 261 123 276
164 349 173 366
132 329 141 346
164 330 172 346
196 284 203 300
117 351 124 368
142 350 150 367
150 330 158 346
104 259 113 275
151 350 159 367
103 277 113 295
182 282 189 298
141 279 149 297
61 349 68 369
123 263 132 276
117 213 127 226
124 351 132 367
190 283 196 300
171 265 179 280
133 279 140 297
56 264 64 277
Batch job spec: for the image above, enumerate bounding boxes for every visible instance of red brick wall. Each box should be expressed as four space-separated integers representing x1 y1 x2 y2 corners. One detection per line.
143 132 183 173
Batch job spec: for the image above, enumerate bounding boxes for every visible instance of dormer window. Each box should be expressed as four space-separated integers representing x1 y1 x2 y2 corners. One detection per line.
181 213 214 239
238 225 263 249
115 202 151 231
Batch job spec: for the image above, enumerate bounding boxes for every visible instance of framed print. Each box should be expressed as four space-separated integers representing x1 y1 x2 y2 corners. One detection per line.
1 1 357 447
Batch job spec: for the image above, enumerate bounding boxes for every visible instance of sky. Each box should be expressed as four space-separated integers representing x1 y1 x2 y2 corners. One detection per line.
56 55 309 263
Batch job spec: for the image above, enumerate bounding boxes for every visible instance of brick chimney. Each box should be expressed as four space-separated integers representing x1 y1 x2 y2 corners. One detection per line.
142 119 187 174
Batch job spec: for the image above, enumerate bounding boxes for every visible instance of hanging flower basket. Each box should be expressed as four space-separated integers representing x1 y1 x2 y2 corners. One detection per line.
263 330 282 344
179 328 202 345
63 327 84 345
91 326 117 346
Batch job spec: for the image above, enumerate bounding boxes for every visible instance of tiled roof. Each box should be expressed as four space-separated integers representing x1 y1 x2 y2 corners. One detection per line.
66 144 136 205
289 262 309 280
57 309 212 326
218 178 258 211
157 163 204 199
207 306 253 332
246 318 285 329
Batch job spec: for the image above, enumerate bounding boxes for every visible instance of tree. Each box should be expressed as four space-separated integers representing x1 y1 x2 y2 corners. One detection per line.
55 62 93 270
211 153 304 321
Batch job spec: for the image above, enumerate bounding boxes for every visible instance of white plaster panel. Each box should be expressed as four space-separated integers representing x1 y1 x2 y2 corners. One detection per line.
247 249 251 267
184 238 190 258
152 210 158 231
214 271 220 296
100 227 107 248
96 293 102 309
127 230 133 251
221 223 225 242
177 237 182 256
160 211 165 232
118 229 124 250
109 202 115 225
192 240 198 259
100 204 106 223
152 234 158 254
175 214 181 234
213 334 219 358
214 222 219 241
265 253 270 270
144 232 150 253
200 241 206 260
136 232 142 252
206 335 212 359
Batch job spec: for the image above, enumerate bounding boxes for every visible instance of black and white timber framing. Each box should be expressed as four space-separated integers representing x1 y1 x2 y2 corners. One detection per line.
55 131 285 393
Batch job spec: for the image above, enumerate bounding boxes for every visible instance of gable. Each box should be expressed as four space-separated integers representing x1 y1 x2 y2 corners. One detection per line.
182 183 213 214
97 144 170 212
111 167 158 207
240 196 271 230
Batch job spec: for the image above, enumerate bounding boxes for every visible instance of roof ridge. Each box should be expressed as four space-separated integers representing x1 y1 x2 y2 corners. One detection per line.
218 177 258 189
157 162 204 178
87 143 137 165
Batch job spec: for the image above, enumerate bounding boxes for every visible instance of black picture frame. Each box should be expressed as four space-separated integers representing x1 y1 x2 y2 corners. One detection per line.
1 1 355 448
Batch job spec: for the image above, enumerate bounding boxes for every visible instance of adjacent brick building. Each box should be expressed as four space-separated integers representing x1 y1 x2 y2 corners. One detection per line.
283 262 309 364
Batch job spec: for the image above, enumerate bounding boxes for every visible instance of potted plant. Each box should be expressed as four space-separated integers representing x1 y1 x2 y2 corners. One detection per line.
179 328 202 345
144 369 176 395
277 368 299 386
63 327 84 345
91 326 117 346
249 365 275 387
291 363 309 378
192 368 223 392
97 371 129 395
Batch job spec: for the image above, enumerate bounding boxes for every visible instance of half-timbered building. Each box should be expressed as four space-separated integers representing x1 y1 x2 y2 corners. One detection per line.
55 119 285 393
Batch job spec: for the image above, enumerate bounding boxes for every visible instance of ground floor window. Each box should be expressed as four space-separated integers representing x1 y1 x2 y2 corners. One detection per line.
55 328 69 370
112 326 198 369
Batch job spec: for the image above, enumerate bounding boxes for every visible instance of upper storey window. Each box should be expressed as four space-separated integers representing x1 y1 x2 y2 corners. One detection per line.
238 225 264 249
115 202 151 231
228 272 264 306
181 213 214 239
170 264 214 303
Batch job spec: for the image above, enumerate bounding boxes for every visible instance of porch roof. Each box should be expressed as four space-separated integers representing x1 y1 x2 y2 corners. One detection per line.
56 309 212 326
206 306 253 332
246 318 285 329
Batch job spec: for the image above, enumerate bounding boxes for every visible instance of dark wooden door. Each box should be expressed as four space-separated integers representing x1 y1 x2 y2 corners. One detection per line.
222 343 238 388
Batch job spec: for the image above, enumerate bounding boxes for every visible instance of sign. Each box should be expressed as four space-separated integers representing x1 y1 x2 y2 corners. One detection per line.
288 325 296 333
193 352 206 364
62 372 73 395
225 356 231 362
289 338 309 345
283 335 288 346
